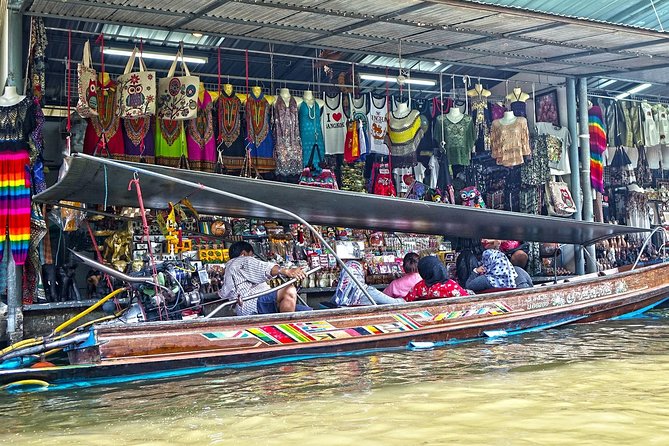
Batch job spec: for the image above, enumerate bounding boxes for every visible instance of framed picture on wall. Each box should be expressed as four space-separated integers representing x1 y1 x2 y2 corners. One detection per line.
535 90 560 126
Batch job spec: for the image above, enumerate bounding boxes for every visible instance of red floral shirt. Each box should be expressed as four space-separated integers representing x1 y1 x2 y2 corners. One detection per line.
405 279 467 302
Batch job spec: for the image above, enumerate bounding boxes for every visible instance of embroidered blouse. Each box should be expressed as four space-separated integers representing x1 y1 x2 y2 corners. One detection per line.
490 117 531 167
434 114 476 166
0 97 36 152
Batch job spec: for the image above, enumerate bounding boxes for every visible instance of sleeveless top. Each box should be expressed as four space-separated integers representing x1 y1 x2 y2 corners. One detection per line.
187 89 216 172
322 93 346 155
510 101 527 118
350 93 371 155
298 101 325 170
369 95 389 154
273 95 303 176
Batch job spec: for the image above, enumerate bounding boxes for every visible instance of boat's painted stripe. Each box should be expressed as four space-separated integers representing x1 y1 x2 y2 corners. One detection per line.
259 326 296 344
611 296 669 320
393 314 421 330
246 327 279 345
280 323 316 342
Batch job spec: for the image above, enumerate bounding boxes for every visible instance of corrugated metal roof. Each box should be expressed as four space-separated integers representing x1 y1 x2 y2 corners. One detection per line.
396 4 496 26
346 22 428 40
244 27 322 43
461 0 669 31
317 0 423 17
207 2 296 23
24 0 669 102
275 12 364 31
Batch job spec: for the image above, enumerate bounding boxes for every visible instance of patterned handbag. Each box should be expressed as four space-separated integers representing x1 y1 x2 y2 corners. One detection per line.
116 47 156 119
76 40 98 118
545 176 577 217
157 50 199 121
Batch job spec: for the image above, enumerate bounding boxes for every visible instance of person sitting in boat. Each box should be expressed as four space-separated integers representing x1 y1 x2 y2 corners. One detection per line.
331 261 406 306
383 252 422 299
219 241 309 316
466 239 519 292
501 240 530 270
404 256 468 301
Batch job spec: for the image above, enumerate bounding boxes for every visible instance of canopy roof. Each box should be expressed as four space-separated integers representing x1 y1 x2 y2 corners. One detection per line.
34 155 648 246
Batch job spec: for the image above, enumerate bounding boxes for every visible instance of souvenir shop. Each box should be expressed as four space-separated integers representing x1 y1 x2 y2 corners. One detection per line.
1 1 668 336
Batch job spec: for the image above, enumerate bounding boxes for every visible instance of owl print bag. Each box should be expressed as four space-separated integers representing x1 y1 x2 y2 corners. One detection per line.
157 50 199 121
116 47 156 119
76 40 98 118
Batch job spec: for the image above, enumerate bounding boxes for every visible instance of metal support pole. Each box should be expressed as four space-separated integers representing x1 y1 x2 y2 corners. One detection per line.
0 3 8 87
6 9 23 91
567 78 584 275
6 246 23 343
578 77 597 272
4 10 25 343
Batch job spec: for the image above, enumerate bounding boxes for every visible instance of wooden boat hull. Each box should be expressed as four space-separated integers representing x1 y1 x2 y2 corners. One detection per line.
2 263 669 389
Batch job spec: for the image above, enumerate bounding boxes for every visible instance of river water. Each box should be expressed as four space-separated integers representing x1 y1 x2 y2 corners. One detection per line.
2 309 669 446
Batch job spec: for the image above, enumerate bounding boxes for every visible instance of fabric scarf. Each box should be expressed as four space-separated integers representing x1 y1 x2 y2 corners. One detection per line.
332 260 366 306
482 249 517 288
417 256 448 287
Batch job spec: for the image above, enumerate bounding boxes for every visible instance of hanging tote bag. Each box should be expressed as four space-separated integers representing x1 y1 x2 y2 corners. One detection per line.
76 40 98 118
157 50 199 121
116 47 156 119
545 176 577 217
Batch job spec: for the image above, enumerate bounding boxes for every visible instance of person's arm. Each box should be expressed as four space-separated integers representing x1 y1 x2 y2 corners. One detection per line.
270 264 307 281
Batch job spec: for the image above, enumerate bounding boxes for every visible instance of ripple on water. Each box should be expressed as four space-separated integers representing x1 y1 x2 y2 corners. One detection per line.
1 309 668 445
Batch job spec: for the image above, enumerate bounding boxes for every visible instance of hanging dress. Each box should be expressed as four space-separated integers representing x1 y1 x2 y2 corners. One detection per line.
187 89 216 172
298 100 325 171
155 117 187 168
471 95 491 152
369 95 389 155
216 89 246 172
322 93 346 155
245 91 275 173
0 96 36 266
122 117 155 163
273 95 303 177
83 75 124 158
588 105 607 193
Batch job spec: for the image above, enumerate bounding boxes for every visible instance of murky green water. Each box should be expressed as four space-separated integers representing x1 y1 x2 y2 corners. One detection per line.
2 309 669 445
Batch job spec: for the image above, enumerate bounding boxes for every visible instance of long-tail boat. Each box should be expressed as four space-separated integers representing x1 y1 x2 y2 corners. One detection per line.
0 154 667 391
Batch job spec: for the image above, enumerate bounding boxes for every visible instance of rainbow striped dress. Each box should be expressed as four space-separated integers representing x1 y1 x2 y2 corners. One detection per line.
0 96 35 266
588 105 607 194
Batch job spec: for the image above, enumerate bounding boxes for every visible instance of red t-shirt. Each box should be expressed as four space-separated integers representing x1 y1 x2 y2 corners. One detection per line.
405 279 467 302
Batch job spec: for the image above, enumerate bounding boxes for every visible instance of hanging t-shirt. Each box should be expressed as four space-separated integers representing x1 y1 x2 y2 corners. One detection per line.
369 95 389 155
536 122 571 175
322 93 346 155
350 93 371 153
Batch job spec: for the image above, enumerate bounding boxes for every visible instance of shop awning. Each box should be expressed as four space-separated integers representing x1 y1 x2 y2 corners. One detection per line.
34 155 648 246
